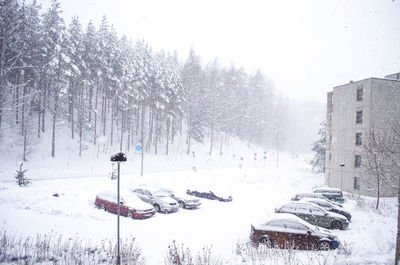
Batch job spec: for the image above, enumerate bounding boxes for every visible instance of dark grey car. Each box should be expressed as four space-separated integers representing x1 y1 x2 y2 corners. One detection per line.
275 201 349 230
313 188 345 203
300 198 351 221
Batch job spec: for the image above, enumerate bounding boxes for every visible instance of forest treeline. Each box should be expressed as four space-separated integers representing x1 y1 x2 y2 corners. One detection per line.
0 0 282 161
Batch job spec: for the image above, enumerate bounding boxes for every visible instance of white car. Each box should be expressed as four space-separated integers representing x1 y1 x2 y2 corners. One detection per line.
159 189 201 209
133 188 179 213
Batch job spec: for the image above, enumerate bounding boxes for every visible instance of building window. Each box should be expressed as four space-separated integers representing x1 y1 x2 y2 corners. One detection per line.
354 177 360 190
356 111 363 124
357 87 363 101
355 155 361 168
355 133 362 146
329 153 331 160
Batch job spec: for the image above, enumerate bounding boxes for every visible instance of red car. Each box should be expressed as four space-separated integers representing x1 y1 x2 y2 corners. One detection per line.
250 213 340 250
95 190 156 219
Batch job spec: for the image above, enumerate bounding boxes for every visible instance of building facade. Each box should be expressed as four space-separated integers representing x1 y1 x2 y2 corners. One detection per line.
325 73 400 197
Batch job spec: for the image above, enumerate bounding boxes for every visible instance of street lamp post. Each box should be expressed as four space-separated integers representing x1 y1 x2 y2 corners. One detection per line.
110 152 127 265
340 163 345 191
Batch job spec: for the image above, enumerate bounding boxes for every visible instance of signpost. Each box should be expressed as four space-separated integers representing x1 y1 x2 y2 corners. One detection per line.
136 143 143 177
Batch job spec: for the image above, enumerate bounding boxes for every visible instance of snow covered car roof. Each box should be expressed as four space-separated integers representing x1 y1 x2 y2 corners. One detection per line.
313 187 342 194
96 190 154 211
261 213 314 227
299 198 336 207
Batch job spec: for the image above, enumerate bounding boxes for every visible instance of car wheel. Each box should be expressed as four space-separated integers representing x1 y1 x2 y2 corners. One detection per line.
179 201 186 209
331 220 342 230
259 236 273 248
317 241 332 251
154 204 161 212
127 211 133 218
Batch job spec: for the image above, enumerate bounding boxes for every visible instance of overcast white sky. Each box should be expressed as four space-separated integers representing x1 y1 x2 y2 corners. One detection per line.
36 0 400 103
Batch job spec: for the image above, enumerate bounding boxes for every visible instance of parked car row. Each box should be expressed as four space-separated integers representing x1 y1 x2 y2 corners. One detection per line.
94 188 201 219
250 187 349 251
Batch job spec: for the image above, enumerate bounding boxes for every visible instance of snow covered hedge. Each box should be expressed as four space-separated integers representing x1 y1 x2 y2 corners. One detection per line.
0 230 144 265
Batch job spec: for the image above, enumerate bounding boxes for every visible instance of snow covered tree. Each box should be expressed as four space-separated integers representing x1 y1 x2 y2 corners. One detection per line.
363 126 398 209
310 122 326 173
393 122 400 265
65 16 88 155
0 0 21 135
182 48 206 152
203 59 226 155
82 20 99 144
41 0 67 157
15 163 30 186
221 66 249 141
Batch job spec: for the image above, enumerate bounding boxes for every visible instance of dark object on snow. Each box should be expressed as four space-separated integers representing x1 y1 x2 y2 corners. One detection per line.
53 193 59 197
186 189 232 202
110 152 127 162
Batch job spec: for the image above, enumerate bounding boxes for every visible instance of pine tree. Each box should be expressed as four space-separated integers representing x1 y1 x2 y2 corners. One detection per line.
0 0 21 136
15 163 30 186
310 122 326 173
182 48 205 152
41 0 67 157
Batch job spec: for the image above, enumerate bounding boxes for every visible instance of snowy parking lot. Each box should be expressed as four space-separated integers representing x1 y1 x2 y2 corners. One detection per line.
0 155 397 264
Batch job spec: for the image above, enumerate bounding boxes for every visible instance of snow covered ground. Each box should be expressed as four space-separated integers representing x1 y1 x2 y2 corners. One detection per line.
0 135 397 264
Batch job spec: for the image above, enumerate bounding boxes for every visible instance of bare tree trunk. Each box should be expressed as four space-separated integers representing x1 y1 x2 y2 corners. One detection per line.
102 94 106 136
69 79 74 139
394 123 400 265
186 119 191 155
51 56 62 158
37 65 43 138
127 115 131 151
51 90 59 157
110 103 114 146
166 117 170 155
219 133 224 155
120 111 124 152
88 84 93 123
41 77 47 133
375 154 381 210
21 70 26 135
147 107 153 150
23 124 27 161
15 77 19 125
209 120 214 155
0 39 6 133
140 103 145 177
171 117 176 144
154 110 158 155
78 84 83 156
135 106 140 136
94 81 98 144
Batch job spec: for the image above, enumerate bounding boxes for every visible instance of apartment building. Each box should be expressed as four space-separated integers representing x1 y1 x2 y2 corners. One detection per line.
325 73 400 197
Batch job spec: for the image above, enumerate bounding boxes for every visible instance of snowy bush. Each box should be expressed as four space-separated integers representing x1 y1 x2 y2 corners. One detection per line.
0 229 144 265
165 241 222 265
234 241 353 265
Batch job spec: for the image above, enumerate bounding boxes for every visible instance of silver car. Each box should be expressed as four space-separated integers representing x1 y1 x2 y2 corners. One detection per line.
159 189 201 209
133 188 179 213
